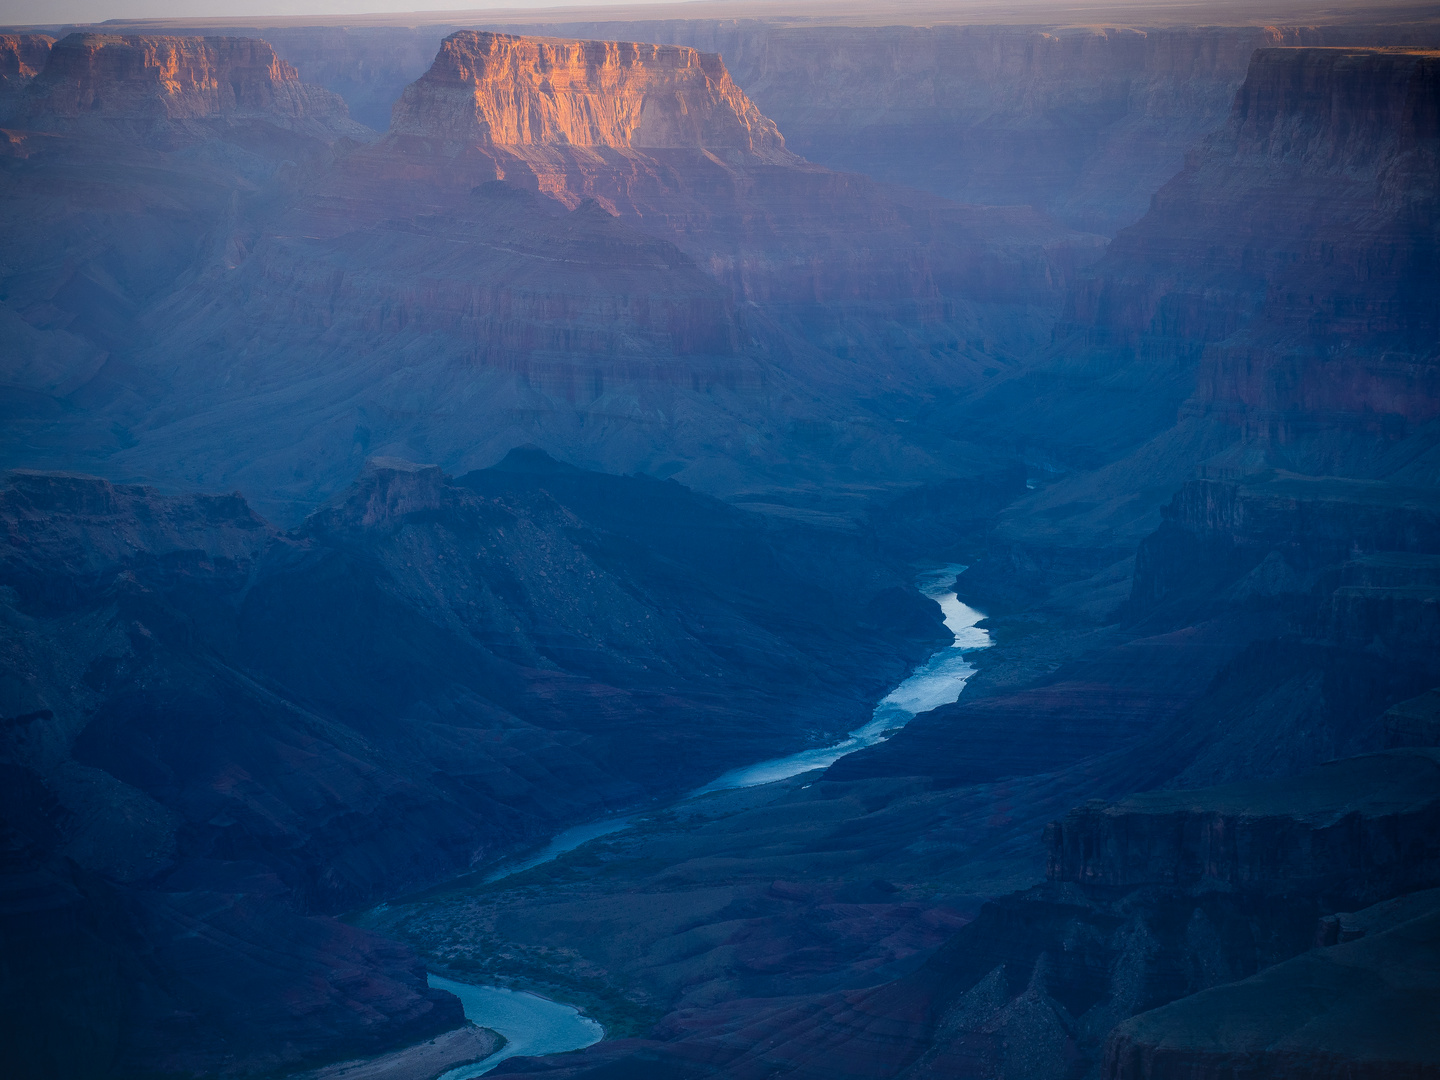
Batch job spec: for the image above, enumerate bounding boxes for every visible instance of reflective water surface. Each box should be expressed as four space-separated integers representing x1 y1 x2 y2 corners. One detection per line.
428 566 988 1072
692 565 989 794
430 975 603 1079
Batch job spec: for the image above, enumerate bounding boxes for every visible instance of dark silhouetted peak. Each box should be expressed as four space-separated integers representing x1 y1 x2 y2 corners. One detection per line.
389 30 793 160
571 197 617 219
489 445 581 474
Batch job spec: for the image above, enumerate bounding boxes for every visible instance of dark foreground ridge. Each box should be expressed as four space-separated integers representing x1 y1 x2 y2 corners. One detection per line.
0 453 943 1076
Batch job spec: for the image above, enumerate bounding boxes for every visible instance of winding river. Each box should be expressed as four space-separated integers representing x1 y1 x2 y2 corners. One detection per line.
427 565 989 1071
694 564 988 794
429 976 603 1079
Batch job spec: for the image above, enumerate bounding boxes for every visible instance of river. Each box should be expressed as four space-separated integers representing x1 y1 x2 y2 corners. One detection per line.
693 564 988 794
429 976 603 1079
425 565 989 1071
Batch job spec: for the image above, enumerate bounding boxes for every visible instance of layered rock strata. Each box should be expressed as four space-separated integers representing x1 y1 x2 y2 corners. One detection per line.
0 456 943 1074
954 44 1440 579
497 742 1440 1080
19 32 358 127
390 31 790 157
144 18 1440 232
1104 888 1440 1080
1046 749 1440 903
51 29 1099 520
0 33 52 90
1130 472 1440 620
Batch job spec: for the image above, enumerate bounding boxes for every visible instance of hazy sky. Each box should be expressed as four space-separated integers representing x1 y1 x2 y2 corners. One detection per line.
1 0 648 26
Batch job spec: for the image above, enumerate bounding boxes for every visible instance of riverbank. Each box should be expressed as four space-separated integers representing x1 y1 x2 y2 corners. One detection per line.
352 567 987 1063
284 1025 504 1080
428 976 603 1079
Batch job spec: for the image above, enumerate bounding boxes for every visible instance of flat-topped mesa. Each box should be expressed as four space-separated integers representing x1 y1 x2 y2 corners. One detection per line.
390 30 792 159
22 32 353 123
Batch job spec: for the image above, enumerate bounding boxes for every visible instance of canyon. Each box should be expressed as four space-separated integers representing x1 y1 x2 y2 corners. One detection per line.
0 2 1437 1079
0 453 944 1075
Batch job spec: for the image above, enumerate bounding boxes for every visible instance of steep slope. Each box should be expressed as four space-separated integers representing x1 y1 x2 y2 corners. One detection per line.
669 22 1328 235
16 32 357 129
0 32 51 93
840 469 1440 792
65 30 1098 522
958 45 1440 579
0 31 370 467
380 32 1099 333
116 15 1440 233
388 32 790 156
0 454 943 1076
466 749 1440 1080
1104 888 1440 1080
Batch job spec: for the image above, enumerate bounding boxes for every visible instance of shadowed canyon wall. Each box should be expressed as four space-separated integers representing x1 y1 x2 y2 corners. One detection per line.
0 453 946 1076
953 42 1440 589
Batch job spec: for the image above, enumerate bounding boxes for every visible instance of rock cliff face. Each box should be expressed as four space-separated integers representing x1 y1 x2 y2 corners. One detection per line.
0 33 51 91
1063 46 1440 440
0 457 943 1075
0 31 376 483
1046 750 1440 902
501 744 1440 1080
1104 888 1440 1080
390 31 790 158
1130 473 1440 620
7 29 1099 522
951 44 1440 592
704 23 1324 235
171 18 1437 233
20 32 355 125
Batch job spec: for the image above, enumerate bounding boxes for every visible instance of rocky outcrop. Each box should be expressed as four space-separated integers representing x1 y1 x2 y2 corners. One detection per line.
0 458 943 1074
390 31 790 158
1104 888 1440 1080
1386 689 1440 747
702 23 1326 235
20 32 357 126
29 28 1101 522
1062 47 1440 443
945 43 1440 582
1128 472 1440 623
508 742 1440 1080
176 18 1437 234
0 33 51 90
0 31 374 403
1045 749 1440 903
